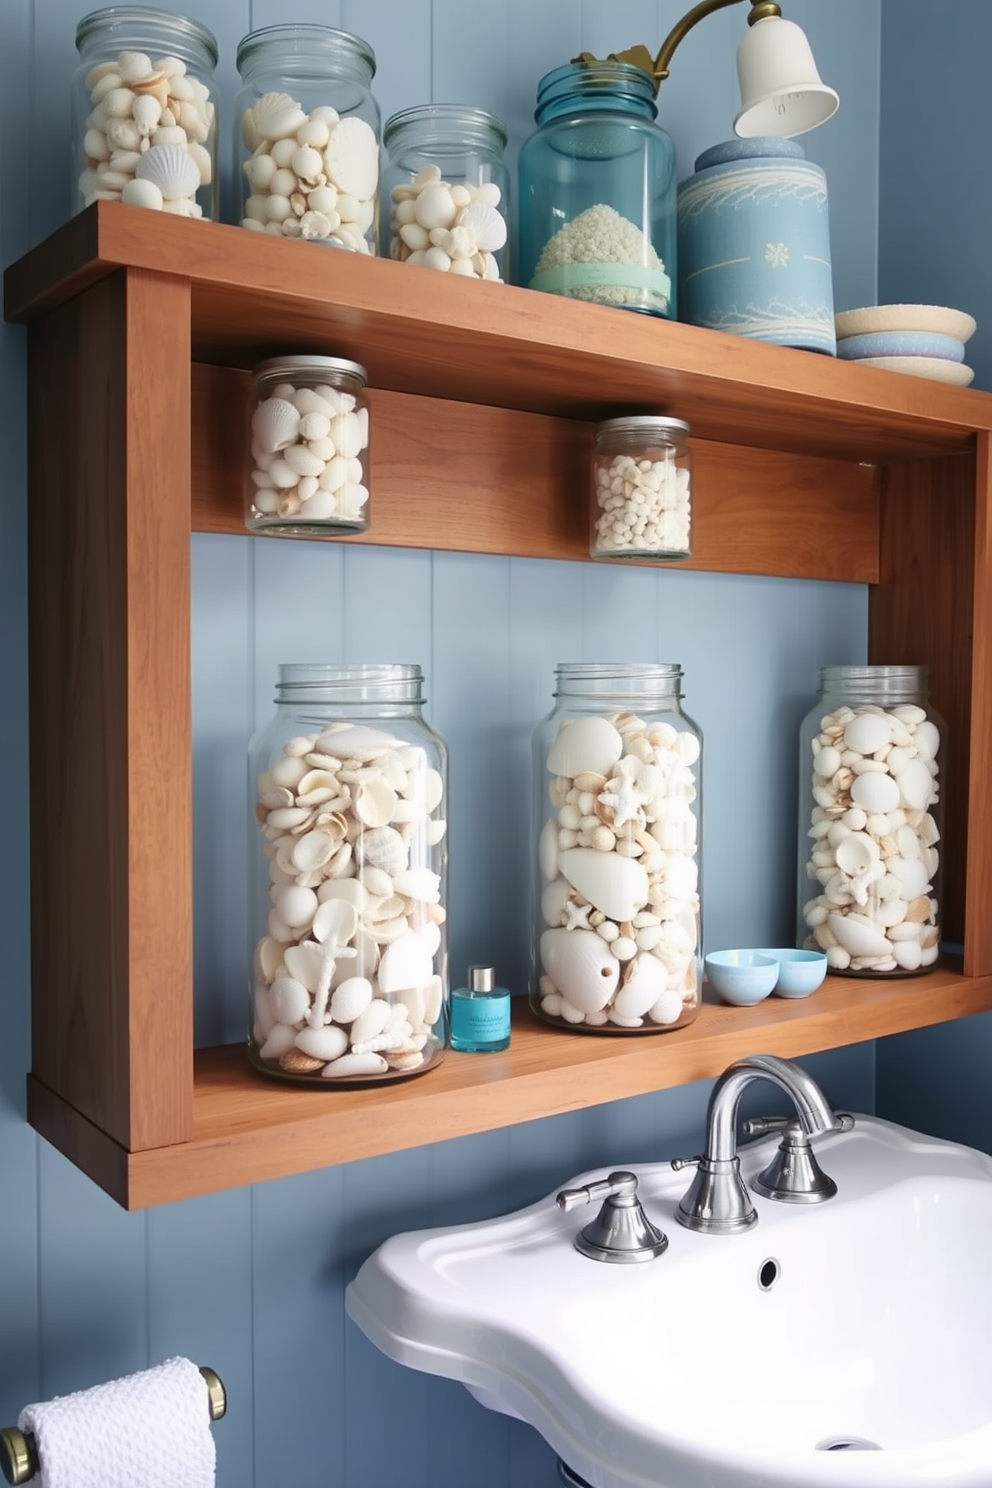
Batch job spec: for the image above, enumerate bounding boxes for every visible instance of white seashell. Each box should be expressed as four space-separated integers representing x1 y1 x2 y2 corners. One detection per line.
269 975 310 1024
274 884 318 930
118 50 153 83
850 771 900 815
121 177 164 210
547 717 624 779
413 184 457 232
895 759 935 812
539 817 560 882
378 932 435 994
252 397 301 455
612 953 667 1020
349 998 392 1047
132 93 162 137
892 939 923 971
316 723 399 757
647 989 685 1025
360 826 408 877
887 855 930 899
134 142 200 200
541 928 619 1015
354 777 399 828
259 1023 298 1061
834 832 880 877
290 830 338 874
328 975 374 1025
392 867 441 903
252 91 309 141
459 201 507 253
257 936 285 983
312 896 359 946
542 876 570 926
282 940 325 993
559 847 649 922
295 1024 348 1062
322 1052 389 1078
827 912 893 958
358 865 394 899
324 115 379 200
844 712 892 755
282 443 326 478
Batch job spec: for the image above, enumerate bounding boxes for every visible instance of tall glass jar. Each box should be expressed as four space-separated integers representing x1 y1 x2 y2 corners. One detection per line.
249 664 449 1085
382 105 510 282
591 415 692 560
73 6 218 221
235 25 380 252
516 60 677 317
532 663 702 1033
798 665 945 976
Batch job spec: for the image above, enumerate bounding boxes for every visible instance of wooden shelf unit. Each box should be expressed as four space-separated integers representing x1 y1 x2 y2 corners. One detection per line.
7 203 992 1210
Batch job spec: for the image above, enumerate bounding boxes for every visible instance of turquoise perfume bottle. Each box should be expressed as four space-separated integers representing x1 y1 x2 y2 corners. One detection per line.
450 965 511 1052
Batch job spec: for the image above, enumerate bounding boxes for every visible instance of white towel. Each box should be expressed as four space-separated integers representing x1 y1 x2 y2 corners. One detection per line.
18 1356 216 1488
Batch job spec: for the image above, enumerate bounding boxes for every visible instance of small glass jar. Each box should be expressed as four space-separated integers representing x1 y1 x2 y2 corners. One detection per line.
382 105 510 282
235 24 380 253
532 663 702 1034
73 6 218 221
249 663 449 1086
797 665 945 976
516 60 677 317
247 355 370 536
591 416 692 560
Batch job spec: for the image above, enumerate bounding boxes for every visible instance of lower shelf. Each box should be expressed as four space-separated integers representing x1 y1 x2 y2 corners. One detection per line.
27 964 992 1209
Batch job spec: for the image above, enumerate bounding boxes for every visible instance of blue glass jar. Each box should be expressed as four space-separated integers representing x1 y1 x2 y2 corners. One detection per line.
517 61 676 318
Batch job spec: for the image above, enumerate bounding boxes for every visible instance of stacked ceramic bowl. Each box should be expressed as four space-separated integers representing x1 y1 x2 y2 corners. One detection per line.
834 304 977 385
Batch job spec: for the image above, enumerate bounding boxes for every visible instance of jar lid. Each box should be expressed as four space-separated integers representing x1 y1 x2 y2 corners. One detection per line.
236 23 376 78
255 354 368 384
693 136 806 172
383 104 508 153
76 5 219 63
595 415 689 438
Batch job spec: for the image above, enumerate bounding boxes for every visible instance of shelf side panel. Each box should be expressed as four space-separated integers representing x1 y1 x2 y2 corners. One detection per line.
965 433 992 973
27 269 194 1150
869 452 980 968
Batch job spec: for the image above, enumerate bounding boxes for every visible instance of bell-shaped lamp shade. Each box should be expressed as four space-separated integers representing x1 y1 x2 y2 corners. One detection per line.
734 15 839 138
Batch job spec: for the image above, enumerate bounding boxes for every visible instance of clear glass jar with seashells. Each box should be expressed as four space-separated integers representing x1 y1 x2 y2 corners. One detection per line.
532 663 703 1035
73 6 219 222
797 665 946 977
235 24 381 253
382 105 510 283
249 664 449 1086
247 354 371 535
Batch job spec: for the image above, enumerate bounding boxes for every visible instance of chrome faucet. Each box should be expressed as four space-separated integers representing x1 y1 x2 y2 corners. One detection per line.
673 1054 848 1235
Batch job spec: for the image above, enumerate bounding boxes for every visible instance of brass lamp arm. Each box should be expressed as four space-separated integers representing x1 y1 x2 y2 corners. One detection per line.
653 0 782 87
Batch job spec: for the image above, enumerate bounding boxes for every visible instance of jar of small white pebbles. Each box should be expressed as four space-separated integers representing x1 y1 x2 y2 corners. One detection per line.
235 24 380 253
73 6 218 221
517 60 677 317
247 354 370 535
249 663 449 1086
382 105 510 282
798 665 945 977
532 663 702 1034
591 416 692 560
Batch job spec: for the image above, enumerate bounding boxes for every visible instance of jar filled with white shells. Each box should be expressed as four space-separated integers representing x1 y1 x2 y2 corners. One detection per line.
247 354 370 535
382 105 510 283
591 415 692 561
249 664 449 1086
73 6 218 221
235 24 380 253
797 665 945 977
532 663 703 1034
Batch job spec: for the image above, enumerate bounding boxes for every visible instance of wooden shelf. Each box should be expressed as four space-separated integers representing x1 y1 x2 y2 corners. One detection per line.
24 966 992 1209
6 205 992 1208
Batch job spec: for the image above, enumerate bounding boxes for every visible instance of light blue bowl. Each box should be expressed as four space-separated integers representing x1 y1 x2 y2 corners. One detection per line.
705 950 779 1007
758 948 828 998
836 329 965 363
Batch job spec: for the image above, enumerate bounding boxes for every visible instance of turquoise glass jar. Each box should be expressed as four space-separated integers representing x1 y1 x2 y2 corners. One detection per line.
516 60 677 318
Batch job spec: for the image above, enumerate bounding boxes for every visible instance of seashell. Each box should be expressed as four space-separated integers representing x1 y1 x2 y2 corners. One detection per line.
252 396 301 455
413 184 457 232
350 999 391 1047
282 443 326 478
269 975 310 1025
324 115 379 200
257 936 285 984
279 1047 325 1074
322 1051 389 1078
134 142 200 200
377 932 435 994
887 855 930 900
542 877 570 926
834 832 880 877
612 952 667 1020
849 770 900 815
387 1048 426 1072
844 712 892 755
559 847 649 922
252 91 309 142
648 989 685 1025
459 201 507 253
354 776 399 828
827 912 893 958
121 177 164 210
329 975 374 1025
547 717 624 779
541 928 620 1015
317 880 369 916
392 867 441 903
539 817 560 882
132 93 162 136
312 896 359 946
316 724 399 758
360 825 408 877
281 940 324 993
259 1023 298 1061
295 1024 348 1062
290 830 338 874
895 759 935 812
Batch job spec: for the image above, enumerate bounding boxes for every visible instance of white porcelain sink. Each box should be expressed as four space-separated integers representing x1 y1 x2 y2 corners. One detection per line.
346 1114 992 1488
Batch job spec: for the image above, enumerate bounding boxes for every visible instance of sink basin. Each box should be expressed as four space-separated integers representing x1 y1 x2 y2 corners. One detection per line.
346 1115 992 1488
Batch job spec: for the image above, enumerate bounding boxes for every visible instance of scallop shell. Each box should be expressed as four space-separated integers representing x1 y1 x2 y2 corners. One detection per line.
324 115 379 200
252 396 301 455
251 91 309 142
134 142 200 200
459 201 507 253
540 928 619 1015
378 932 435 994
558 847 649 922
547 717 623 779
360 825 408 877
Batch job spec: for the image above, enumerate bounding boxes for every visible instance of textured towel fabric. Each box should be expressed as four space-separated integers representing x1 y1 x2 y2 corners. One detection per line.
18 1356 216 1488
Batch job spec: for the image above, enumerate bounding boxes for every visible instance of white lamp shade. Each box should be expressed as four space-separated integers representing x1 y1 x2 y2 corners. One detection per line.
734 15 839 138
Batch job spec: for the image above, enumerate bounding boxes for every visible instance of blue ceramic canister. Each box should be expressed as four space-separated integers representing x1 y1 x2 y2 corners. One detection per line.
676 137 835 354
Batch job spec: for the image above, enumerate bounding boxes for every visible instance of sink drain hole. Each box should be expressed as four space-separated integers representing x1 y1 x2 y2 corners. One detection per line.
816 1437 882 1451
758 1257 780 1290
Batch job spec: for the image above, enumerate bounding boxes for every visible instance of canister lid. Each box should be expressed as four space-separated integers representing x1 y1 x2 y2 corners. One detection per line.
693 136 805 172
255 354 368 384
468 965 495 992
595 415 689 439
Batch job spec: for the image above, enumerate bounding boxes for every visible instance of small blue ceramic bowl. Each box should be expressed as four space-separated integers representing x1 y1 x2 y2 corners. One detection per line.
705 950 779 1007
758 948 828 998
836 329 965 363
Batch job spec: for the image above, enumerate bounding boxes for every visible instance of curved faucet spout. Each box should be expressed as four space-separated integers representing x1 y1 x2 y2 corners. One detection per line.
707 1053 841 1163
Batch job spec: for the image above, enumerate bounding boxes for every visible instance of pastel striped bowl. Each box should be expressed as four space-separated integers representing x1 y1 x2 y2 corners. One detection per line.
837 329 965 363
834 303 976 341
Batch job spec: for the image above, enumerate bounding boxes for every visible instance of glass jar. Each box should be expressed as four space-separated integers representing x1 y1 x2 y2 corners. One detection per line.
235 24 380 253
591 416 692 560
249 663 449 1085
532 663 702 1033
382 105 510 282
73 6 218 221
247 355 370 536
797 665 945 976
516 60 677 317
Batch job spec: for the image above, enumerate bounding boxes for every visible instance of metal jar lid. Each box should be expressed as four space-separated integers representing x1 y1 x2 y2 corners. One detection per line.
255 354 368 385
595 415 689 441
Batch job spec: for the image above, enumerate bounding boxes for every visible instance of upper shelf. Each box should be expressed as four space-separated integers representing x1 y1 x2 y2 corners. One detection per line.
6 204 991 463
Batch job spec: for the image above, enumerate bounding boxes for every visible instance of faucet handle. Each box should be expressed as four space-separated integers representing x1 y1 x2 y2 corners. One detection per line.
555 1171 668 1263
743 1112 854 1140
669 1155 700 1171
746 1114 854 1204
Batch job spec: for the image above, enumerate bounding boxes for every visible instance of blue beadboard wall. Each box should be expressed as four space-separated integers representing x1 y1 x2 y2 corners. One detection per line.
0 3 907 1485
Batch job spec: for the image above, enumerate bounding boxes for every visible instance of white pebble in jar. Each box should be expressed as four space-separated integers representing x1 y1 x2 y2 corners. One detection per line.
387 165 507 281
590 416 692 561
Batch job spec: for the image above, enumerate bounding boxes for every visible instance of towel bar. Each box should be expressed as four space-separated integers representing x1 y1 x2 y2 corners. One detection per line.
0 1364 225 1485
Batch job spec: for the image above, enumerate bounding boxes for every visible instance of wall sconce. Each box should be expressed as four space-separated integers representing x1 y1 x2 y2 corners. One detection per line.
579 0 839 138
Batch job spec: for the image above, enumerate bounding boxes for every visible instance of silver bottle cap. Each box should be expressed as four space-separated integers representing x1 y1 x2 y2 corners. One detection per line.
468 965 495 992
